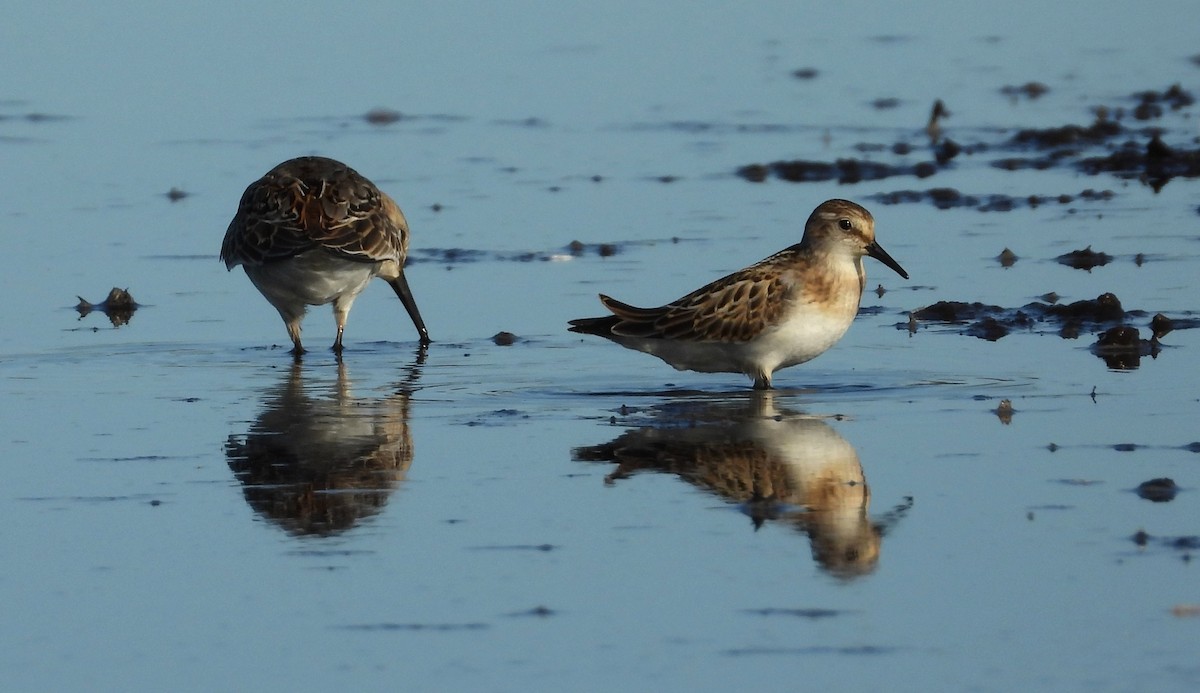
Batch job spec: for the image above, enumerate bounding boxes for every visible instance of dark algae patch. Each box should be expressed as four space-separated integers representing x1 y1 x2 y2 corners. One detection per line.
910 292 1195 368
737 83 1199 195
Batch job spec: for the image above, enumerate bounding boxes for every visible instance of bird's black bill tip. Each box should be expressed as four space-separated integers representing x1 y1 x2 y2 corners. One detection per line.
867 242 909 280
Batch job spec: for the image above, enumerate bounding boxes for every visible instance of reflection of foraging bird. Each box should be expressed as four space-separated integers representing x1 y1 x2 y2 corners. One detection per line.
569 199 908 389
221 156 430 355
225 358 421 537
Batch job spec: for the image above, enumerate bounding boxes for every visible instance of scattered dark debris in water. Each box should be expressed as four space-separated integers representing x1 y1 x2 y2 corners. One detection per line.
1113 443 1138 452
1135 478 1178 502
468 543 557 552
966 316 1016 341
1010 117 1122 148
1131 530 1200 553
491 331 518 346
1001 82 1050 100
909 292 1195 367
1135 84 1195 113
75 287 139 327
994 399 1014 425
430 203 443 212
338 622 489 632
872 187 1113 211
1057 246 1113 270
464 409 531 427
0 111 72 123
1092 326 1160 370
997 248 1018 267
1173 604 1200 618
934 138 961 165
724 645 899 657
737 83 1198 192
165 187 188 202
494 116 550 129
737 157 941 185
508 605 556 618
1078 134 1200 191
744 608 847 619
567 240 619 257
1054 479 1103 486
791 67 819 80
363 108 403 125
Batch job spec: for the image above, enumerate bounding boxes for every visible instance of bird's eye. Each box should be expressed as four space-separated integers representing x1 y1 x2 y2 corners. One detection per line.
838 218 852 230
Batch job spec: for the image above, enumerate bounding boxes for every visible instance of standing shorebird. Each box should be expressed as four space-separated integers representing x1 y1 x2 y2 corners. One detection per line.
568 199 908 389
221 156 430 354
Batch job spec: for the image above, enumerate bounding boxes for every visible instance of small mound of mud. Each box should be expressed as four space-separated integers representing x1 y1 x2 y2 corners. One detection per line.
1056 246 1113 270
491 331 518 346
1135 478 1178 502
1091 325 1161 369
76 287 139 327
364 108 403 125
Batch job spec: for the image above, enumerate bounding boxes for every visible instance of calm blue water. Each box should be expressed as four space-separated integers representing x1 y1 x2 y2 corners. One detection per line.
3 2 1199 691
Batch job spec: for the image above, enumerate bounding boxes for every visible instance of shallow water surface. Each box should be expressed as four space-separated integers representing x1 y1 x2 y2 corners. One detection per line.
3 2 1200 691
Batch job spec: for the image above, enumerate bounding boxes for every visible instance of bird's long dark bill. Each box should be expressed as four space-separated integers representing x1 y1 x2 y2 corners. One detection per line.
866 241 909 280
388 275 432 345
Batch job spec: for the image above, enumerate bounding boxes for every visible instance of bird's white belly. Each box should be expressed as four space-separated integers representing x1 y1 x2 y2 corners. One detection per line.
622 300 857 377
245 251 380 308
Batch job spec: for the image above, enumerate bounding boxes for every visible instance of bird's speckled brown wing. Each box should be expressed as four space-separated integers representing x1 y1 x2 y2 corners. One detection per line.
602 247 801 343
220 156 408 269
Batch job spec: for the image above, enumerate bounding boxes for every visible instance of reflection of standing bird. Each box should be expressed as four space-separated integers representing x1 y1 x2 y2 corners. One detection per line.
569 200 907 389
225 358 420 537
573 394 908 579
221 156 430 354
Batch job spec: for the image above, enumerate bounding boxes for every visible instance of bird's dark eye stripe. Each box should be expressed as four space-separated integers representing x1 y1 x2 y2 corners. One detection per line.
839 218 852 230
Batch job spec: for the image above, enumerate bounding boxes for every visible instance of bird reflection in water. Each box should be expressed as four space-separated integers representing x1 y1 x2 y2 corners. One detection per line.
573 392 911 579
225 349 424 537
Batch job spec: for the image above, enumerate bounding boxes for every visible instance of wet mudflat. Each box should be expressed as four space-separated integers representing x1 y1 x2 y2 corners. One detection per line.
3 3 1200 691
